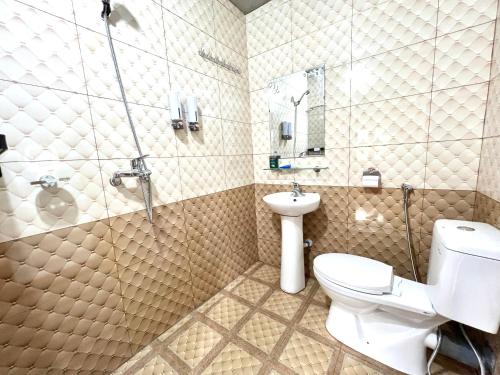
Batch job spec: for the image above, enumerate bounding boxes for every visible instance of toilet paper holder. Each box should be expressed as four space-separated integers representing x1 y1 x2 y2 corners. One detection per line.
362 167 381 188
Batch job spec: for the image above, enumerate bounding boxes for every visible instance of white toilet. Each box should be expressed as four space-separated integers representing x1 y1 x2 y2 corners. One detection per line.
314 220 500 375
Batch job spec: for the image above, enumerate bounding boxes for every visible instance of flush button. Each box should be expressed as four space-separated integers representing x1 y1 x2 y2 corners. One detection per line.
457 226 475 231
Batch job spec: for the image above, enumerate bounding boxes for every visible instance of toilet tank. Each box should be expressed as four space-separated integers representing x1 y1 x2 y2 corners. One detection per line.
427 220 500 334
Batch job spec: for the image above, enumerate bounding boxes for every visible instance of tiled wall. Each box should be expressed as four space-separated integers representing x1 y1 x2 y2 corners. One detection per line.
0 0 257 372
476 0 500 230
246 0 498 278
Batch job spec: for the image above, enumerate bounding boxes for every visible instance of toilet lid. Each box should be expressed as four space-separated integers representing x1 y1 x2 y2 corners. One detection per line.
314 253 394 295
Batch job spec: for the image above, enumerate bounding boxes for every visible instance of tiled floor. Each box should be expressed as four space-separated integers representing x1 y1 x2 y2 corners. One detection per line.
113 262 470 375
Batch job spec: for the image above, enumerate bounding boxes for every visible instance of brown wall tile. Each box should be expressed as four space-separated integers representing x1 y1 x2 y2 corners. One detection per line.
474 192 500 229
0 221 132 373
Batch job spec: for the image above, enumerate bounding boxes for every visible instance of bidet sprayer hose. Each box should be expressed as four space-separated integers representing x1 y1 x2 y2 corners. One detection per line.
401 183 420 282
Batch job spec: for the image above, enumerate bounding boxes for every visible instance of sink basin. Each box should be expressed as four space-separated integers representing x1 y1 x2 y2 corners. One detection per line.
263 190 321 294
263 192 320 217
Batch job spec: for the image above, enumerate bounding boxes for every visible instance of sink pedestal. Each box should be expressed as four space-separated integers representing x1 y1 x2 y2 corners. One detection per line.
280 215 305 293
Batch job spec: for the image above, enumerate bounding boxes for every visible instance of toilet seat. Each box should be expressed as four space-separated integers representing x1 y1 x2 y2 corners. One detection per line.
314 253 394 295
314 254 436 317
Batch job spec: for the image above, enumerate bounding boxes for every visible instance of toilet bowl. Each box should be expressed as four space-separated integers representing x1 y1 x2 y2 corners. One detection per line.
313 220 500 375
314 254 446 375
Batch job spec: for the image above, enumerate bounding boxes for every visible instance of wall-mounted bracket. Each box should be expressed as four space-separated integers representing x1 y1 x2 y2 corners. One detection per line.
0 134 7 178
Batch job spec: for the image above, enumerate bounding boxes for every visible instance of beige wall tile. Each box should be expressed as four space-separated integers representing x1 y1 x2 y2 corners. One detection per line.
477 136 500 201
437 0 498 35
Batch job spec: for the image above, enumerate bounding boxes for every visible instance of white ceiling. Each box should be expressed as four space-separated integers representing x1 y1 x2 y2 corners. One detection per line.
228 0 272 14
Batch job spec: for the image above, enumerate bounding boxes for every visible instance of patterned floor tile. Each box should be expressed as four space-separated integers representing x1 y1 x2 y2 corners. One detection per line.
339 354 382 375
262 290 303 320
225 275 246 291
157 313 194 342
251 264 281 284
135 355 177 375
279 331 335 374
202 342 262 375
238 312 287 354
168 321 222 368
298 304 331 340
312 287 331 307
233 279 271 304
206 296 251 330
298 278 317 297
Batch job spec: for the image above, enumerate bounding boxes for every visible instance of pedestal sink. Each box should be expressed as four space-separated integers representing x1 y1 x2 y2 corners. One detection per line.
263 190 320 293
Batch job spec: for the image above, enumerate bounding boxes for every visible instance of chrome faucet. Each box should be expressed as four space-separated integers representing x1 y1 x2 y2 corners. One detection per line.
110 155 151 187
291 182 304 197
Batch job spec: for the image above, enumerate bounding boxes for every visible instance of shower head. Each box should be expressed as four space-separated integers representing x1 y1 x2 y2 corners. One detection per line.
291 89 310 107
101 0 111 20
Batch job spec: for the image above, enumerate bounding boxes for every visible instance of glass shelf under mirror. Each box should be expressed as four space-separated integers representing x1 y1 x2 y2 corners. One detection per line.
262 166 329 172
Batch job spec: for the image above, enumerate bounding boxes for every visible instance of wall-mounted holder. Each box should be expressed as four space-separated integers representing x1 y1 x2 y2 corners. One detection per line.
263 166 328 173
169 92 184 130
362 167 381 188
0 134 7 178
30 175 70 190
186 95 200 131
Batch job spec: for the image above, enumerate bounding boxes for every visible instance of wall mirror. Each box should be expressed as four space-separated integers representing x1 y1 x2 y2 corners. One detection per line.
268 65 325 158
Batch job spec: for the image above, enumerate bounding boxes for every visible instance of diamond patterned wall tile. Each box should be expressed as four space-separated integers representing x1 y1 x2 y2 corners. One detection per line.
176 117 224 157
351 40 434 105
0 1 85 93
425 139 481 190
179 156 226 200
325 64 351 110
353 0 391 12
90 97 177 159
20 0 75 21
248 44 293 92
250 89 269 124
477 136 500 201
0 221 132 373
429 83 488 141
0 160 107 243
420 189 476 233
246 0 286 22
293 150 349 187
169 63 220 118
101 157 182 217
291 0 352 39
292 19 351 72
257 237 282 267
163 10 217 78
484 75 500 138
433 22 494 90
437 0 498 35
225 155 254 189
252 122 271 155
350 93 431 146
348 187 422 232
161 0 215 36
79 27 170 108
215 1 247 57
348 225 415 278
325 108 350 149
247 2 291 57
0 81 97 162
220 84 251 123
474 192 500 229
217 41 250 91
73 0 166 57
350 143 427 188
352 0 438 60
